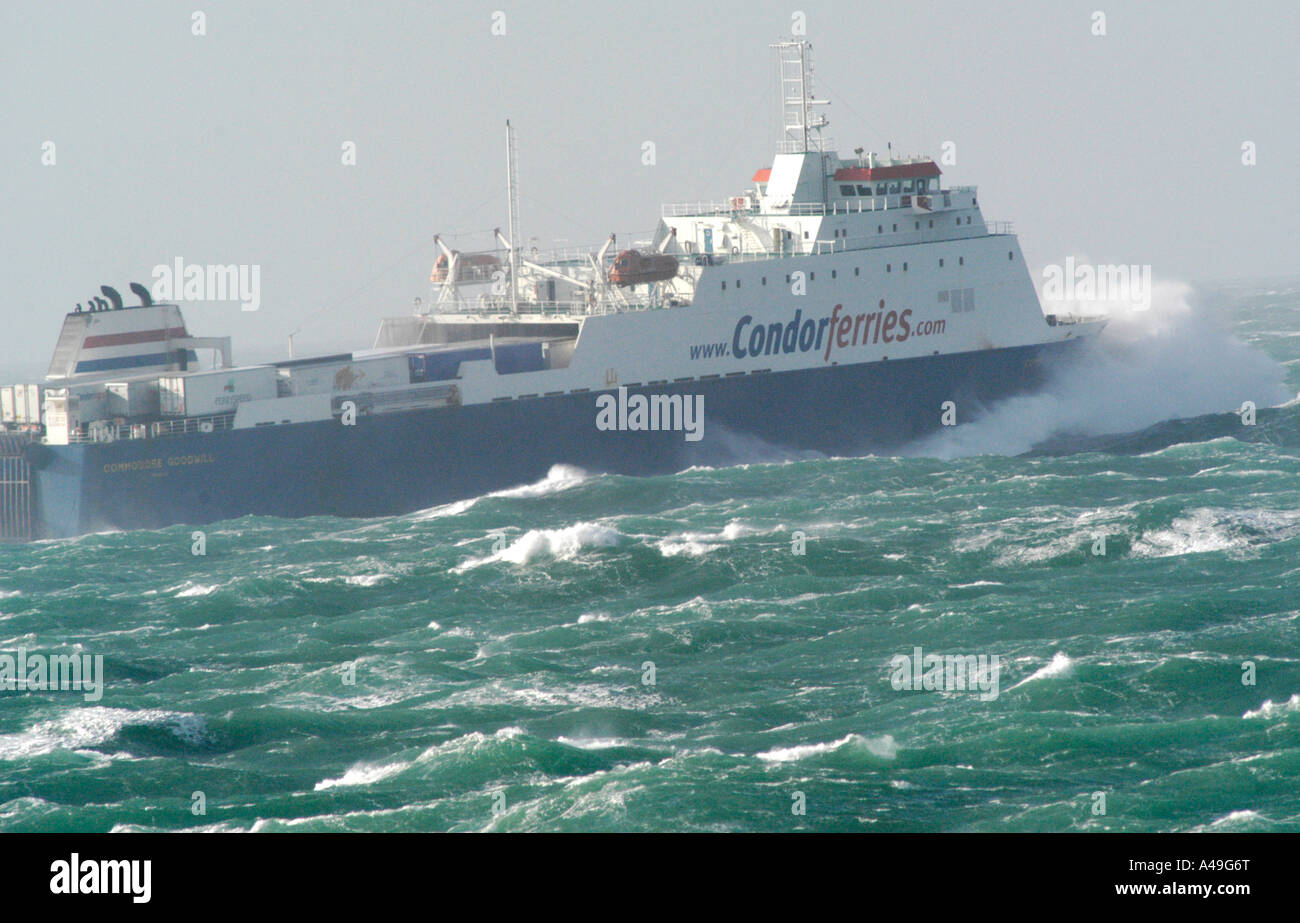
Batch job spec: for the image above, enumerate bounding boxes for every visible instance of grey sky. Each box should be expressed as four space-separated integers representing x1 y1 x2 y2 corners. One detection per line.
3 0 1296 380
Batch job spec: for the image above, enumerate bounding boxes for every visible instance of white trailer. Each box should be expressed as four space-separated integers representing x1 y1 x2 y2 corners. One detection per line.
14 384 43 424
105 380 161 418
159 367 278 417
278 355 410 396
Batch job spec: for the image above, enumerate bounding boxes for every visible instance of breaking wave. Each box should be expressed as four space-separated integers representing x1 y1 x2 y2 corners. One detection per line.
906 279 1292 458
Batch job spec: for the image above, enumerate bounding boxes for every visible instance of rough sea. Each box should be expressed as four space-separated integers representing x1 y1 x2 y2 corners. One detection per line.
3 277 1299 832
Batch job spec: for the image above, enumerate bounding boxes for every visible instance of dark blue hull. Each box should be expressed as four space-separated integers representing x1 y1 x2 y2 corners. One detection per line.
27 341 1074 537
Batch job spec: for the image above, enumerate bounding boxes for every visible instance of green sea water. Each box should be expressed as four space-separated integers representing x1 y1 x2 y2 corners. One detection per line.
2 276 1299 832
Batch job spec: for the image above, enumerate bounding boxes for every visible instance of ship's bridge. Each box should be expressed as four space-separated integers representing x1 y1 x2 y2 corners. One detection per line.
655 148 988 263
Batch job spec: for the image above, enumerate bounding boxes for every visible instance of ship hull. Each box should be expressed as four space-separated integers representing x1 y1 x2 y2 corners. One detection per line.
28 340 1078 538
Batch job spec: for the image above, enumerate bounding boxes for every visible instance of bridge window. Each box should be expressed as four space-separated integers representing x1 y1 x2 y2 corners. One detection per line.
902 180 914 193
888 182 900 194
839 184 856 196
876 183 887 195
856 185 871 196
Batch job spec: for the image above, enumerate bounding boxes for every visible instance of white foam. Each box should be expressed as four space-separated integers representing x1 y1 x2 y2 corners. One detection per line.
1133 507 1300 560
557 736 627 750
757 733 898 763
453 522 621 571
315 760 408 791
1243 693 1300 720
1007 652 1073 691
489 463 590 498
343 573 391 587
0 708 207 761
904 279 1292 458
655 521 762 557
175 582 218 598
412 464 590 521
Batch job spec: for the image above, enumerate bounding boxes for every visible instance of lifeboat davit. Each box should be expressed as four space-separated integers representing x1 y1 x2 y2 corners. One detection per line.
608 249 679 287
431 252 502 283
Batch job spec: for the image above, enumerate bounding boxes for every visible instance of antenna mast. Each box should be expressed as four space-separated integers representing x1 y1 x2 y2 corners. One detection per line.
505 120 521 314
770 40 830 153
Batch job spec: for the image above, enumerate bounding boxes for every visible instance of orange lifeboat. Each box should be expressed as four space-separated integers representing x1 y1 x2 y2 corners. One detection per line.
608 249 679 287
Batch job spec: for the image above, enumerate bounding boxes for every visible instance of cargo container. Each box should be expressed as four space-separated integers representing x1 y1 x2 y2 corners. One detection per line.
407 346 493 384
159 366 278 417
493 340 547 375
0 386 14 424
105 380 161 418
14 384 43 424
278 355 411 396
62 382 114 424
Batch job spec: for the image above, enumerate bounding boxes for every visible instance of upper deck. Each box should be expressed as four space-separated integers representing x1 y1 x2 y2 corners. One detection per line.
421 40 1010 320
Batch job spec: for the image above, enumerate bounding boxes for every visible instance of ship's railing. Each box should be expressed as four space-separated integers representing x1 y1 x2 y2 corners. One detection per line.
672 216 996 263
662 201 740 217
775 138 837 154
662 200 832 217
662 192 972 219
66 413 236 444
426 298 673 318
507 231 661 266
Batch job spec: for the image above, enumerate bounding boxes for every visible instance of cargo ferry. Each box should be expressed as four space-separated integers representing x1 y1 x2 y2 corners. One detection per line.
0 41 1103 540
